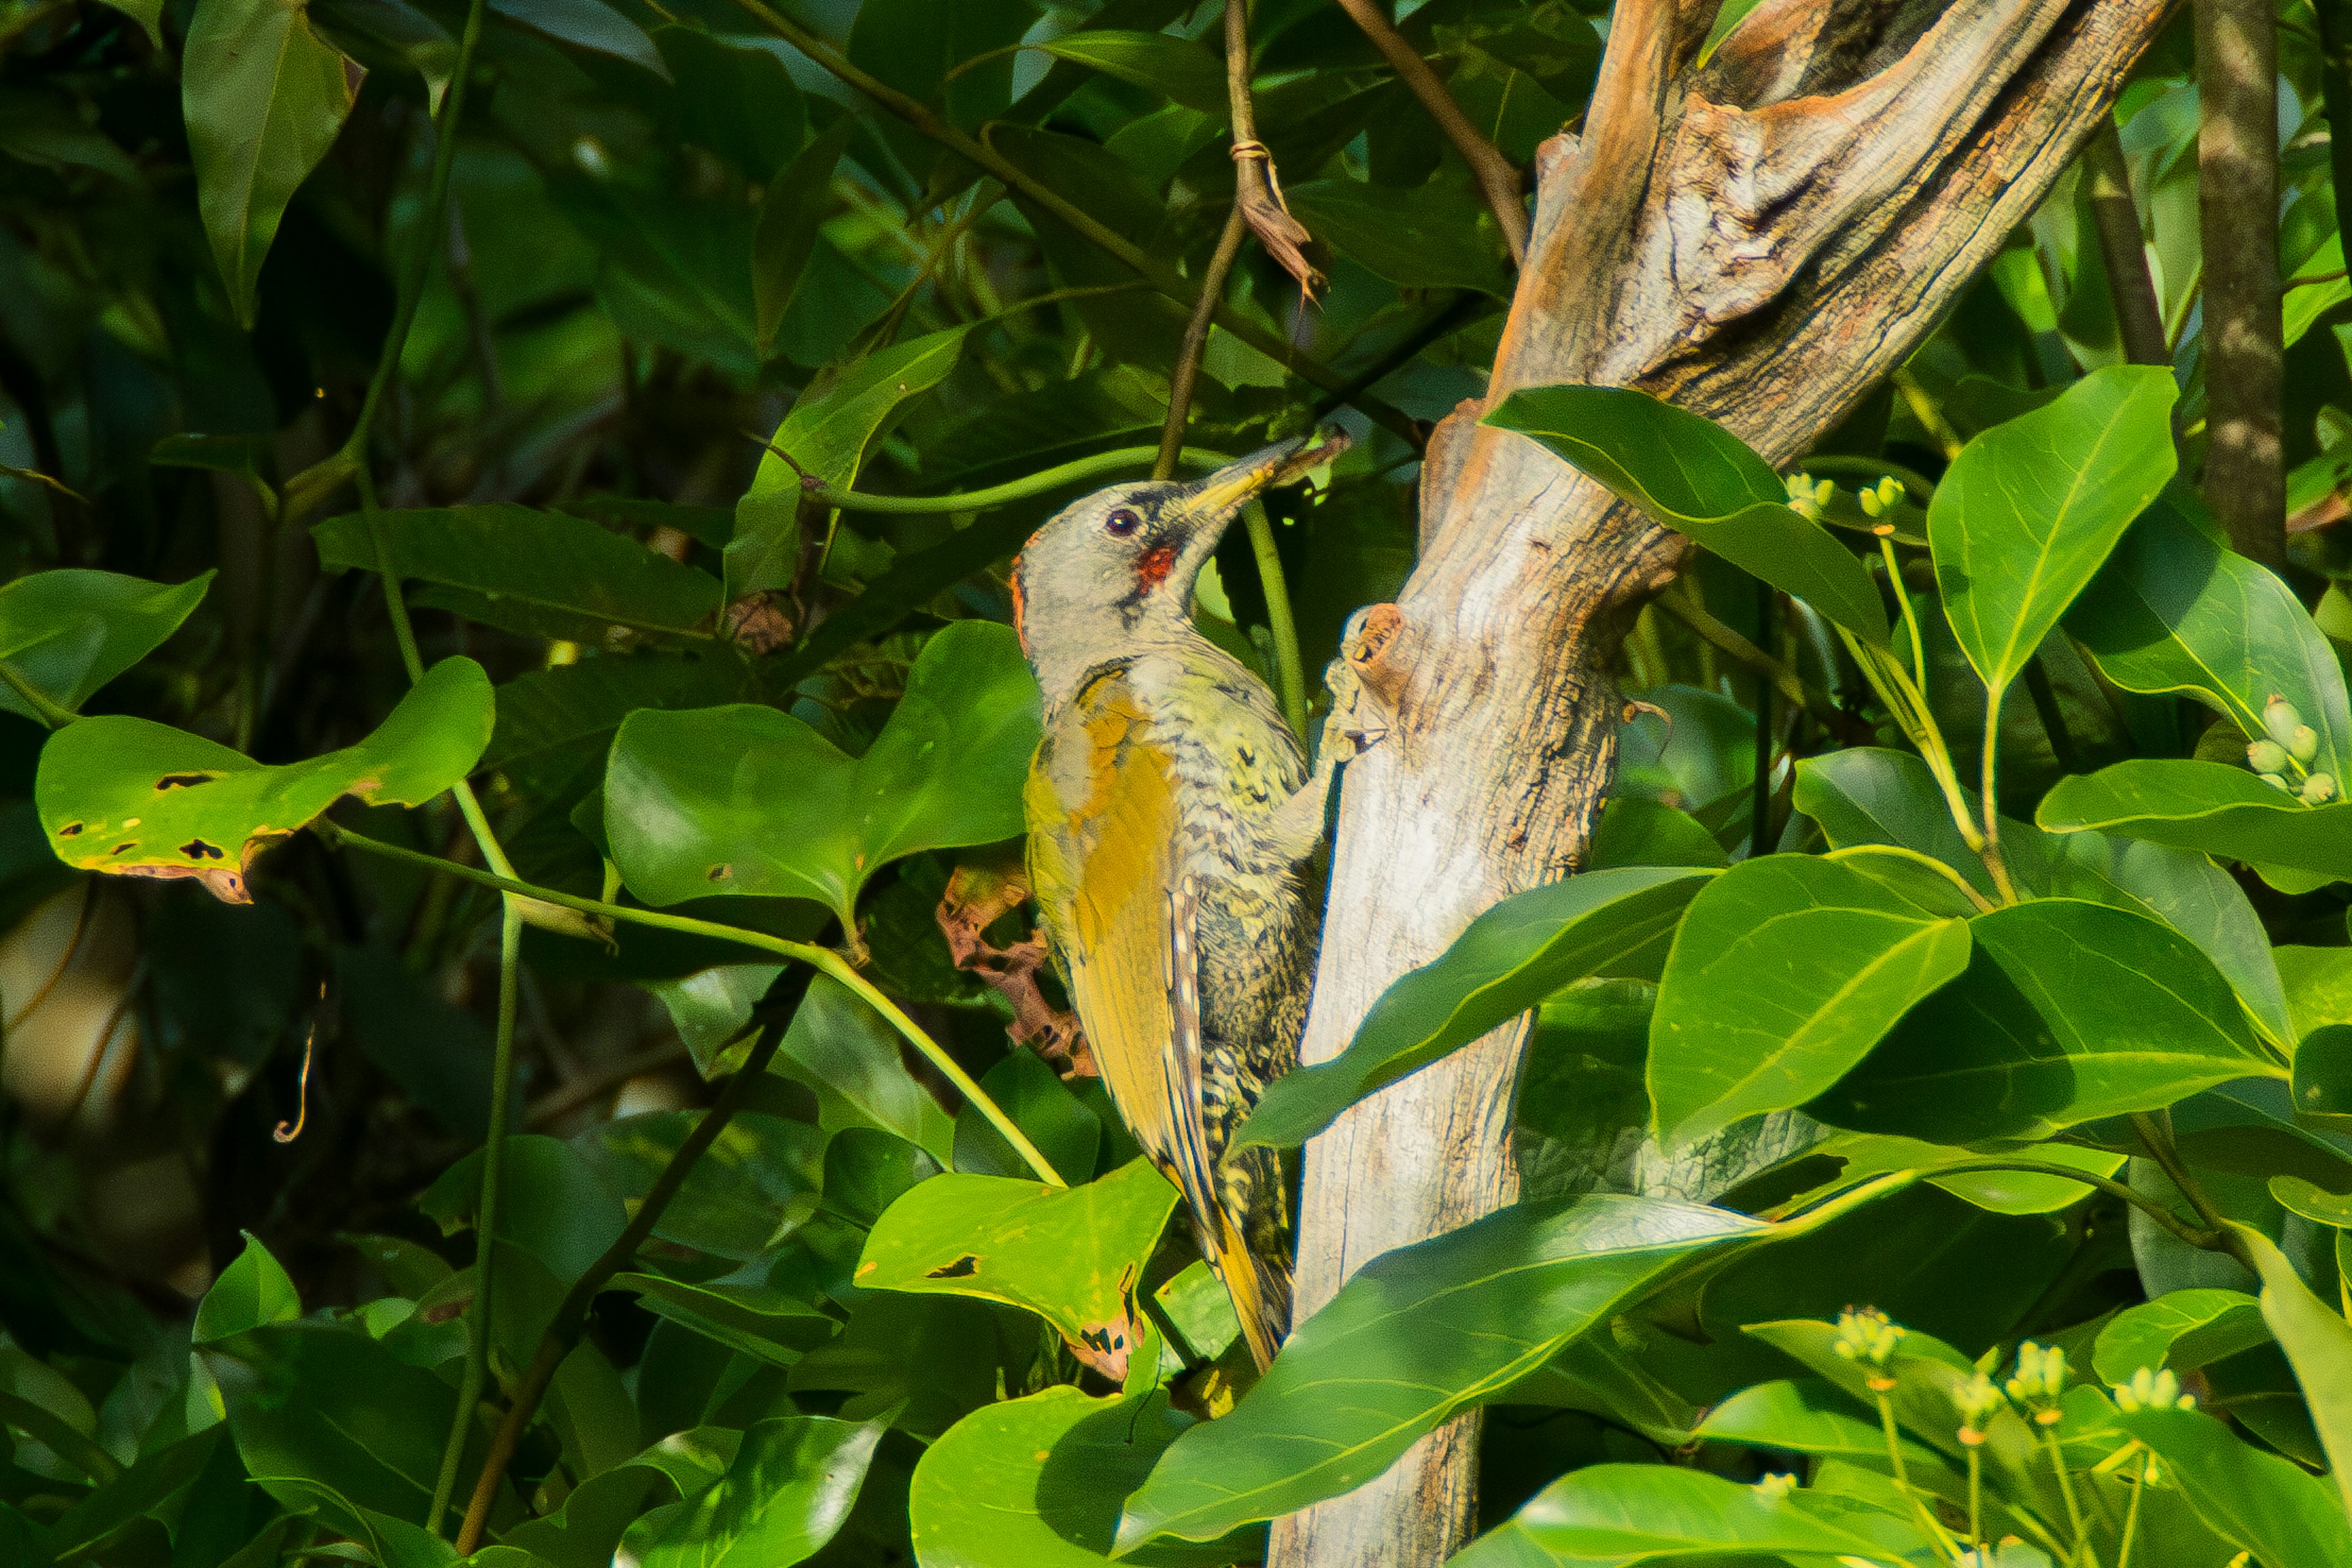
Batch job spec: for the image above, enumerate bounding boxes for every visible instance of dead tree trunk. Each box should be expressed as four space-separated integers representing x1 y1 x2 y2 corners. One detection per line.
1272 1 2173 1563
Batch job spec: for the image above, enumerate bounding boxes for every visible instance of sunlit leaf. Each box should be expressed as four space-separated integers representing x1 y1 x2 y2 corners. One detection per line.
1451 1463 1929 1567
619 1415 882 1568
2038 758 2352 886
2090 1289 2269 1384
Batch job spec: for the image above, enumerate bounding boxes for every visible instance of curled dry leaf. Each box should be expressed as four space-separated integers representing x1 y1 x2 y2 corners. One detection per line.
937 855 1096 1079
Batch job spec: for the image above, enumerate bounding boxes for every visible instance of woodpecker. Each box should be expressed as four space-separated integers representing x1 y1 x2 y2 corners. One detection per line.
1013 432 1345 1371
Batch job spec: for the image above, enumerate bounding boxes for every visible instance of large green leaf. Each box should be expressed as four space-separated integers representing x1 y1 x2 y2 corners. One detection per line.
618 1415 882 1568
910 1387 1250 1567
575 1110 823 1262
312 506 722 644
2069 496 2352 778
606 620 1041 924
2090 1289 2269 1384
481 650 758 803
775 975 956 1164
504 1427 740 1568
1449 1463 1928 1567
753 121 855 358
1813 899 2275 1142
1029 31 1227 113
2113 1405 2352 1564
36 655 492 903
0 568 211 723
731 327 970 600
184 0 363 326
614 1273 840 1368
1794 747 1993 895
1113 1195 1759 1550
1482 385 1888 643
1648 851 1972 1150
1236 868 1713 1151
1928 363 2177 695
202 1322 453 1529
859 1161 1177 1381
2237 1224 2352 1520
1284 176 1511 296
2038 758 2352 886
194 1234 301 1344
1692 1378 1947 1471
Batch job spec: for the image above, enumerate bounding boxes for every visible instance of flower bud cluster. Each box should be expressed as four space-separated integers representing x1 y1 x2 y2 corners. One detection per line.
2111 1365 2195 1412
1856 476 1907 519
2249 696 2337 803
1786 473 1836 522
1754 1471 1798 1499
2005 1341 2067 1425
1956 1370 2005 1447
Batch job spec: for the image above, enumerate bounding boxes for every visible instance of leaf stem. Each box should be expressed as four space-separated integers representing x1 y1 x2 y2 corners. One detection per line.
455 1008 793 1553
2128 1112 2255 1269
0 1387 121 1485
1966 1445 1983 1556
1657 584 1845 731
2044 1425 2088 1561
1243 501 1308 738
764 443 1235 514
0 658 79 729
727 0 1422 449
314 820 1065 1188
1800 454 1941 504
2115 1444 2149 1568
1752 579 1776 856
428 895 522 1539
1921 1158 2226 1253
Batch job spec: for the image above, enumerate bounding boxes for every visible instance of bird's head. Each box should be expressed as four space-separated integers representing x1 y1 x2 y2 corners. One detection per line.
1011 429 1345 685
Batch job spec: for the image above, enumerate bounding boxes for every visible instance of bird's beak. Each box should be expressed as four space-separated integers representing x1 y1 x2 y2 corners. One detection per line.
1182 426 1351 524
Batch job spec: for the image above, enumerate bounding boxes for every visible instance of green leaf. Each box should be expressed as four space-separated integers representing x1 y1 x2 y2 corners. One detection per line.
36 655 493 902
482 650 757 804
418 1135 627 1283
1482 385 1888 643
194 1233 301 1344
2038 758 2352 886
1648 851 1973 1150
575 1110 823 1262
2236 1223 2352 1520
774 974 956 1164
203 1322 453 1530
312 506 722 644
612 1273 840 1368
1237 869 1713 1151
2113 1404 2352 1564
2090 1289 2269 1384
1813 899 2274 1142
0 568 211 723
731 327 970 601
1584 797 1730 870
858 1160 1177 1381
503 1428 741 1568
488 0 669 77
2293 1023 2352 1128
184 0 363 326
1694 1378 1948 1471
1928 363 2178 695
616 1415 880 1568
754 121 855 359
912 1387 1253 1568
2070 496 2352 779
1450 1463 1929 1567
606 620 1041 924
2272 1172 2352 1227
1030 31 1227 112
1112 1194 1760 1550
1284 176 1511 296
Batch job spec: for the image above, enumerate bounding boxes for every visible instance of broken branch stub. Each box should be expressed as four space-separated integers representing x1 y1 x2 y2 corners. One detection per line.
1275 2 2172 1565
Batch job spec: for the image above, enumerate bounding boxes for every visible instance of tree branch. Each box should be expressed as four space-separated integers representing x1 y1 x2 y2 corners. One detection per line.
1330 0 1529 265
2082 120 2170 368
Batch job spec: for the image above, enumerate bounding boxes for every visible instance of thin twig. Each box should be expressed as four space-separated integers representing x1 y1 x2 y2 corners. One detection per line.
730 0 1422 449
1330 0 1528 264
1656 584 1847 733
1222 0 1319 298
2128 1113 2256 1268
456 1009 793 1553
1156 208 1248 481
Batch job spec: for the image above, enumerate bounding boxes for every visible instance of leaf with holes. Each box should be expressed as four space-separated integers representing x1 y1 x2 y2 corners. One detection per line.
857 1160 1177 1384
605 620 1040 925
35 657 492 903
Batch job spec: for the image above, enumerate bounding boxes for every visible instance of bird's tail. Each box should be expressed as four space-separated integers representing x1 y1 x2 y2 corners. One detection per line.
1206 1204 1292 1373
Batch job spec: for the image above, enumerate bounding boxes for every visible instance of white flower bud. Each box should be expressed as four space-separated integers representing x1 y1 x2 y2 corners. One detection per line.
2248 739 2290 774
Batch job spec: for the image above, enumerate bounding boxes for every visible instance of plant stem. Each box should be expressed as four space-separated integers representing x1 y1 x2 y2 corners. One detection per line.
2116 1445 2150 1568
1657 586 1845 731
0 658 78 728
428 897 522 1539
1243 501 1308 737
767 443 1234 514
1967 1446 1983 1556
454 1008 793 1553
1979 687 2008 892
2044 1426 2088 1561
315 820 1065 1188
2129 1112 2256 1268
1879 535 1930 695
1752 579 1776 856
729 0 1422 449
2022 655 2082 775
1329 0 1527 263
2083 120 2171 369
1156 208 1249 483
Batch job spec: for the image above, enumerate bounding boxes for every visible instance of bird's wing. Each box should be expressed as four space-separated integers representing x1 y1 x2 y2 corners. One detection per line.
1027 673 1275 1359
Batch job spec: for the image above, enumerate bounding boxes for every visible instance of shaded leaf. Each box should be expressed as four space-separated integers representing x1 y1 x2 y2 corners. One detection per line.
1114 1195 1759 1549
858 1161 1177 1381
489 0 669 77
0 568 211 723
619 1416 881 1568
1284 176 1510 296
2236 1223 2352 1520
185 0 363 326
1030 31 1226 112
775 974 955 1164
1929 364 2177 694
36 657 492 903
607 620 1040 924
312 506 722 644
2114 1405 2352 1564
1238 869 1712 1151
193 1233 300 1344
2090 1289 2269 1384
2296 1023 2352 1127
1649 851 1973 1150
2038 758 2352 886
1483 385 1888 643
755 121 855 359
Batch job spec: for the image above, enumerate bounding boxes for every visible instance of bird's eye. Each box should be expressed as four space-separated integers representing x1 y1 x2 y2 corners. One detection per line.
1104 507 1142 537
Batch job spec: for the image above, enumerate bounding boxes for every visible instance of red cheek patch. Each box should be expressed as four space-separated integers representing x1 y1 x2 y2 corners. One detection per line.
1135 544 1177 592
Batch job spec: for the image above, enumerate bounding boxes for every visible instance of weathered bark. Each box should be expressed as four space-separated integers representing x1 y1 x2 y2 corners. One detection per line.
2195 0 2285 568
1271 2 2171 1564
